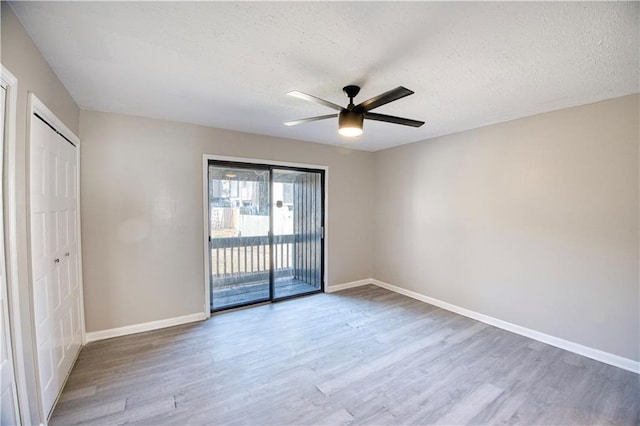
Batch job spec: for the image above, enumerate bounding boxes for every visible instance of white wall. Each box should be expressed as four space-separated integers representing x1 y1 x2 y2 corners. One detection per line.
79 110 373 333
1 3 80 423
373 94 639 362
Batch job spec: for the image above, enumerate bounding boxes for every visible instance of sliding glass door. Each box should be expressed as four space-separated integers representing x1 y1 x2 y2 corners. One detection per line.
273 169 323 299
208 161 324 311
208 165 271 310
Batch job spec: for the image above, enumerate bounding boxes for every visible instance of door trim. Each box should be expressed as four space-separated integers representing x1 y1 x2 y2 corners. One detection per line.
1 65 32 426
1 65 30 426
201 154 329 316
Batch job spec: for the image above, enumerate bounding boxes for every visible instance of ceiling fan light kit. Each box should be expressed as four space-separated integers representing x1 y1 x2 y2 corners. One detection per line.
285 84 424 139
338 110 364 137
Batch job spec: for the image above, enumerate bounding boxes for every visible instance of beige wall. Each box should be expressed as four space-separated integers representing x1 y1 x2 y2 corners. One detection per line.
1 2 80 423
79 110 373 332
373 94 639 361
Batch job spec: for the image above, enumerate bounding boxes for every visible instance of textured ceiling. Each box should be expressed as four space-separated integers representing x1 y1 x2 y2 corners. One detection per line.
10 1 639 151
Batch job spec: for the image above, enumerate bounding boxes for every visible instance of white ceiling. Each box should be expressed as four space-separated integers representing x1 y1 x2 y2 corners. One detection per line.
10 1 639 152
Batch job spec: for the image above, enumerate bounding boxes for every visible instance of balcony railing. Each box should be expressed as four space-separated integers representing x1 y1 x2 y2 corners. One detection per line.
210 234 296 287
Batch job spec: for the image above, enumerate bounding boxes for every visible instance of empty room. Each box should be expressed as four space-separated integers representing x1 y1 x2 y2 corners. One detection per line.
0 1 638 425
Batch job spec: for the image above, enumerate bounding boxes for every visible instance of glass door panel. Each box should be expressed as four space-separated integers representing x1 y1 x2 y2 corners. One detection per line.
273 169 323 299
209 165 270 311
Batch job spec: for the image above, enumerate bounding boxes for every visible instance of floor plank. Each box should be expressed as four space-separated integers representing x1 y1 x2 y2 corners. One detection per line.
51 285 639 425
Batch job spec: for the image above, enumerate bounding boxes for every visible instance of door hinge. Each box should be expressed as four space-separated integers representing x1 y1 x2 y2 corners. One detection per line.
320 227 325 239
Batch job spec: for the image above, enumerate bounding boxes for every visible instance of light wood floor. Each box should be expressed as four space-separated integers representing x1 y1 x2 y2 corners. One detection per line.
51 285 639 425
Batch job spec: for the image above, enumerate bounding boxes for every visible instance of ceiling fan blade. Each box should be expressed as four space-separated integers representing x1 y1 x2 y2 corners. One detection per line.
365 112 425 127
356 86 414 112
286 91 344 111
284 114 338 126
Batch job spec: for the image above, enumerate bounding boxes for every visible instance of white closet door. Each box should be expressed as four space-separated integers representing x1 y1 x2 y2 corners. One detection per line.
30 115 81 417
57 127 82 376
0 85 20 425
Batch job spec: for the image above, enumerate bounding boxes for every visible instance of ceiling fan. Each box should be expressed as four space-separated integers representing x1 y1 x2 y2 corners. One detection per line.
284 85 425 137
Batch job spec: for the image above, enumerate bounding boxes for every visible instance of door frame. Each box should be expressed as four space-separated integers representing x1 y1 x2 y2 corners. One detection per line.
1 65 35 426
1 65 30 425
201 154 328 317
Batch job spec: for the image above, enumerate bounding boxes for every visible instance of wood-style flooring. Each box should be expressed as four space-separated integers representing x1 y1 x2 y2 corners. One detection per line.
51 285 639 425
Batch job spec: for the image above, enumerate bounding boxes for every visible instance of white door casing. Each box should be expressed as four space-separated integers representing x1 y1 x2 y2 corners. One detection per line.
0 82 20 426
29 97 83 419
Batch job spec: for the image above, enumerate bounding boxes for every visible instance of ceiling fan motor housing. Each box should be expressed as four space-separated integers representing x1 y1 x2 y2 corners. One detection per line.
339 109 364 130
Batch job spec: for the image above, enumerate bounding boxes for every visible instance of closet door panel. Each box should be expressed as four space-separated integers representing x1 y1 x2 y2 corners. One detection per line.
60 132 80 368
32 275 49 337
30 115 82 418
30 118 58 414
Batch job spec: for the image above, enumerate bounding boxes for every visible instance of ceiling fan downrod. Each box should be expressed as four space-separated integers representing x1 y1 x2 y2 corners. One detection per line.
343 85 361 110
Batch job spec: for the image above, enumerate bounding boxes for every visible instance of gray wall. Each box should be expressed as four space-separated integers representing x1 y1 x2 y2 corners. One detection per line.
1 3 80 423
79 110 373 332
373 94 639 361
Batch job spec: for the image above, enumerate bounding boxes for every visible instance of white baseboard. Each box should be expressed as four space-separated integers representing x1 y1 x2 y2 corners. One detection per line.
325 279 372 293
369 279 639 374
85 312 208 343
